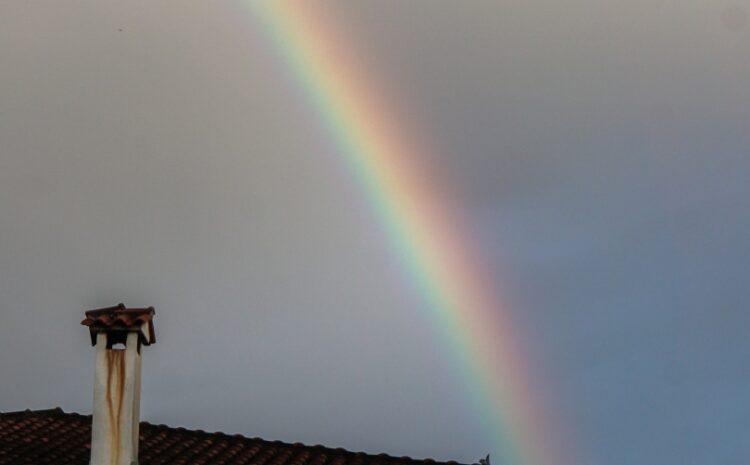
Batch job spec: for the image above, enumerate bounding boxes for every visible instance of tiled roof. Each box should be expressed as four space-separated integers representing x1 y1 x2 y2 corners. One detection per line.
81 303 156 346
0 408 469 465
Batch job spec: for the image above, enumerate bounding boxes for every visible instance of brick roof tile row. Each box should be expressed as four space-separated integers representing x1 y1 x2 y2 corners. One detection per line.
0 409 469 465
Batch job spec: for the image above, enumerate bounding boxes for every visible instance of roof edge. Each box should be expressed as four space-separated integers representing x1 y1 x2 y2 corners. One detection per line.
0 407 65 417
0 408 472 465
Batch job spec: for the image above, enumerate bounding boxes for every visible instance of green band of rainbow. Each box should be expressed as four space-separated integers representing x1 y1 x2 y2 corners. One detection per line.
240 2 568 464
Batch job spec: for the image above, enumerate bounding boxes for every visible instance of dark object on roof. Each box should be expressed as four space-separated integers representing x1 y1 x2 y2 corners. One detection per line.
0 408 468 465
81 303 156 346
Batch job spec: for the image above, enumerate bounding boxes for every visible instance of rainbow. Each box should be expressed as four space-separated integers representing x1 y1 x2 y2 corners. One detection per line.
241 2 568 464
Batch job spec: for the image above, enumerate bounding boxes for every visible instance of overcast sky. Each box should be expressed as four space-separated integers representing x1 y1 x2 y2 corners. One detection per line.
1 2 749 465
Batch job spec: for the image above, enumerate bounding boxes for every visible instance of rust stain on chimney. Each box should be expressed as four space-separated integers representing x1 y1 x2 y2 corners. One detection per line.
106 348 126 465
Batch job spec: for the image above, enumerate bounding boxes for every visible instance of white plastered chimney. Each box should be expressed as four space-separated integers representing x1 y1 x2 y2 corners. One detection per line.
82 304 156 465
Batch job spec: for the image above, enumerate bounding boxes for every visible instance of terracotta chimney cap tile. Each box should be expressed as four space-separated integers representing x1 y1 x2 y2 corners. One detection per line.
81 303 156 346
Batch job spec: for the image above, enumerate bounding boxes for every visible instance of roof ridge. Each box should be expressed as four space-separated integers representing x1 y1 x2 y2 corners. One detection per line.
0 406 65 416
137 420 462 464
0 408 468 465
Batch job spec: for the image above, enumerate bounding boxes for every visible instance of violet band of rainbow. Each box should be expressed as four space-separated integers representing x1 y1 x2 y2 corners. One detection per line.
240 2 570 464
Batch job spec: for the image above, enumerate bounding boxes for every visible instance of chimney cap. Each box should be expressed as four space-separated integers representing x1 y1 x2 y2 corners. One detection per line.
81 303 156 346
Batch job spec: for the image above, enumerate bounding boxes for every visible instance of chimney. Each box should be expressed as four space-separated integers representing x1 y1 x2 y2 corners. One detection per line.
81 304 156 465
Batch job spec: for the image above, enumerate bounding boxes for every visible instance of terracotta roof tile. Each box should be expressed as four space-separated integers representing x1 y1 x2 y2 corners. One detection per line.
81 303 156 346
0 409 471 465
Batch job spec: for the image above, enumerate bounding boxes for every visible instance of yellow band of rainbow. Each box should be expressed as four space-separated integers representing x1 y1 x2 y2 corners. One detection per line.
241 3 570 464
